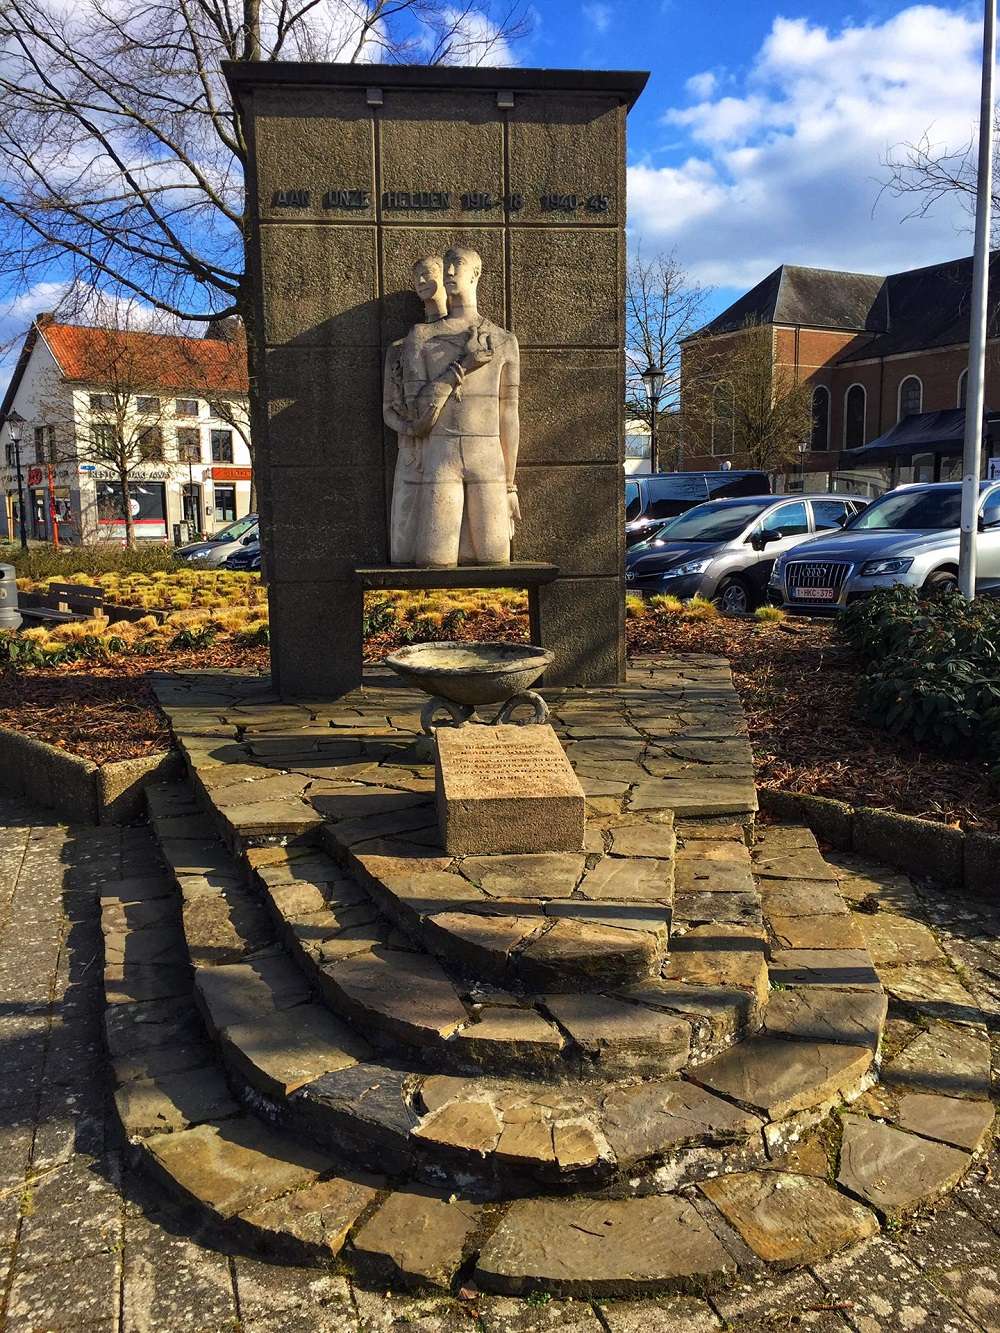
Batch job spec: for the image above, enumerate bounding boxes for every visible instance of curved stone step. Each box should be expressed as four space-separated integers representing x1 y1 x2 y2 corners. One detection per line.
249 839 765 1080
97 842 968 1298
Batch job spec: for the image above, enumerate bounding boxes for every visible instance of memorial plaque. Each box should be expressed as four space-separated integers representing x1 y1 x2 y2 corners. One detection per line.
435 724 585 856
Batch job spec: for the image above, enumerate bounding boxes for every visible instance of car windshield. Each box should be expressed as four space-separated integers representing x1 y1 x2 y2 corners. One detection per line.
653 500 773 542
210 514 257 542
847 488 962 531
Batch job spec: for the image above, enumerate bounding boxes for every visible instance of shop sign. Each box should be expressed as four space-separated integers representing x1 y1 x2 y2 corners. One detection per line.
27 466 43 487
212 466 252 481
92 466 173 482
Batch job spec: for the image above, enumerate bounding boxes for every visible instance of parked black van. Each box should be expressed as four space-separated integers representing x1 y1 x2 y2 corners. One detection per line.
625 471 772 547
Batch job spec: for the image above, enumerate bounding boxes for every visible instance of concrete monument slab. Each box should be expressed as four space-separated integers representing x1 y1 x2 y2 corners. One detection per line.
436 724 585 855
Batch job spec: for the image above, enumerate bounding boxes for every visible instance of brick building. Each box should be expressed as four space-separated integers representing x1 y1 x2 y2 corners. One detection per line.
680 252 1000 495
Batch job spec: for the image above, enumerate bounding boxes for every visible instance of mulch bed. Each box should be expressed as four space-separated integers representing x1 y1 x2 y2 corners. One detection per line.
4 608 998 832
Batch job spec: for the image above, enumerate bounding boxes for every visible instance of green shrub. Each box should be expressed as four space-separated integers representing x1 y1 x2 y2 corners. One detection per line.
754 605 787 624
4 542 181 581
836 587 1000 784
169 625 217 650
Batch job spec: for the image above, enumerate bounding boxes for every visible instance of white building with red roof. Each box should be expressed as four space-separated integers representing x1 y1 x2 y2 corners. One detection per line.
0 314 252 543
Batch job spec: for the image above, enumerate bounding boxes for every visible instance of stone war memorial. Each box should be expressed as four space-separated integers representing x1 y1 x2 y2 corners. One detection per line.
77 59 995 1309
230 61 638 698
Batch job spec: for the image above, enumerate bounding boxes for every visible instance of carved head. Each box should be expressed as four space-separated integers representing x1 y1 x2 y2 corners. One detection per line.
411 254 444 303
443 246 482 303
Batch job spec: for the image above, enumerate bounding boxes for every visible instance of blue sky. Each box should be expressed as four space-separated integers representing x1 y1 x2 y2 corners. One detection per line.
521 1 987 315
0 1 989 388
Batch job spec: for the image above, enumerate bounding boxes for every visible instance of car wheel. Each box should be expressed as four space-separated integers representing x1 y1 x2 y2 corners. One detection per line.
713 577 753 615
921 570 959 597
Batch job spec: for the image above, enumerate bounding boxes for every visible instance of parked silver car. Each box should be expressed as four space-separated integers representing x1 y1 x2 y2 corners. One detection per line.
175 513 258 567
768 481 1000 611
625 493 865 612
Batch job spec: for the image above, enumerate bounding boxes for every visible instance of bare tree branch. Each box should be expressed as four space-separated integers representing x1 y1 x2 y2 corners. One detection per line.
625 246 709 470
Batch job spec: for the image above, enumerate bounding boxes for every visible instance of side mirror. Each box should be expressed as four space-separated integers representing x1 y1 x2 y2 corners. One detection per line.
750 530 781 550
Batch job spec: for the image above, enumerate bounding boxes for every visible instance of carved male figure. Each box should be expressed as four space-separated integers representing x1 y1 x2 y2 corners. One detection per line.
386 246 520 567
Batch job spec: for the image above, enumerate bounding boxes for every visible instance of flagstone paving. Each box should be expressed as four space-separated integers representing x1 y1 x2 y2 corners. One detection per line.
0 663 998 1327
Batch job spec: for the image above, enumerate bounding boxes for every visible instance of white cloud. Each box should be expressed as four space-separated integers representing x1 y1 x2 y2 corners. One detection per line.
630 5 985 290
583 3 612 34
685 70 717 100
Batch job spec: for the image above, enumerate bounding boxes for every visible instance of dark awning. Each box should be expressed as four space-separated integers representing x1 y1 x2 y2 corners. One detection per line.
843 408 1000 461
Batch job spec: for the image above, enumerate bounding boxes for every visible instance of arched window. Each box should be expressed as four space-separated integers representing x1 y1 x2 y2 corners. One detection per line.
844 384 866 450
958 369 968 408
711 380 734 455
898 375 922 421
810 385 830 450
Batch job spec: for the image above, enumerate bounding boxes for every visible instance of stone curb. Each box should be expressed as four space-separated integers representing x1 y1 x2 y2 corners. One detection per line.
0 724 181 824
759 789 996 899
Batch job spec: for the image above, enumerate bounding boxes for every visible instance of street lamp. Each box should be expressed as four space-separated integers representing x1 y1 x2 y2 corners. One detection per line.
6 410 27 551
640 364 666 473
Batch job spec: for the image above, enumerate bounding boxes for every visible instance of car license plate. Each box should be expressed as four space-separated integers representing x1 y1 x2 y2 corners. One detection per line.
794 587 835 600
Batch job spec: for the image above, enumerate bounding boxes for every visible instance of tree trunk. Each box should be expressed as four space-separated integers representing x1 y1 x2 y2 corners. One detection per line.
120 471 135 548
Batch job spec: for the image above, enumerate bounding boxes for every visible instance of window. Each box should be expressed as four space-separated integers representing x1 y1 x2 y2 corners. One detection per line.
711 381 734 456
33 426 44 462
214 484 236 522
912 453 935 484
810 386 830 450
898 376 922 421
90 422 116 452
958 369 968 408
761 501 809 537
138 425 164 461
176 427 201 463
208 400 229 419
136 396 160 414
811 499 850 530
211 429 233 463
89 392 114 411
981 489 1000 527
844 385 866 449
175 398 199 417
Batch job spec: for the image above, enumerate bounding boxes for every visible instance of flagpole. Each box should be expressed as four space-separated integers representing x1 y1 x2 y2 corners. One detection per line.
959 0 996 599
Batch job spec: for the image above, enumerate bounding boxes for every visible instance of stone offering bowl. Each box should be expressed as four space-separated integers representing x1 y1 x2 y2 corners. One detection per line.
385 641 553 706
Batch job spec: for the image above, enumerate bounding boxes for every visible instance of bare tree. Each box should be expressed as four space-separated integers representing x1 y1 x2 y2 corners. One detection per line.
880 119 1000 240
0 0 530 345
625 249 708 471
683 320 813 473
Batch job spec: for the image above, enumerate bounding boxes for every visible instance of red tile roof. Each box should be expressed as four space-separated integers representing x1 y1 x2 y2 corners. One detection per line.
40 322 249 394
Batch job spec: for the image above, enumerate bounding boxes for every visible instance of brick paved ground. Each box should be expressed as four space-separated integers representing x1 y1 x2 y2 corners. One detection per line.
0 793 997 1332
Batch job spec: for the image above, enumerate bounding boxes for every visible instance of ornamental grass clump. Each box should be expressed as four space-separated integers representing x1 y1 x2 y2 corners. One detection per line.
837 585 1000 785
648 594 684 615
683 596 721 621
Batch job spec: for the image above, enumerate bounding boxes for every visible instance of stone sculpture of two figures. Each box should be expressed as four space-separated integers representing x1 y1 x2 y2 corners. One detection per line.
384 247 520 567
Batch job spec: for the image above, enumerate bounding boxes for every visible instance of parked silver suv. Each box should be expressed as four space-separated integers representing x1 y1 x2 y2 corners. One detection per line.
768 481 1000 611
625 493 865 611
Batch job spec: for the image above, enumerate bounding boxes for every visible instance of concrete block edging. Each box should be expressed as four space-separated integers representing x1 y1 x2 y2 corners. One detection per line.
759 788 996 899
0 725 180 824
